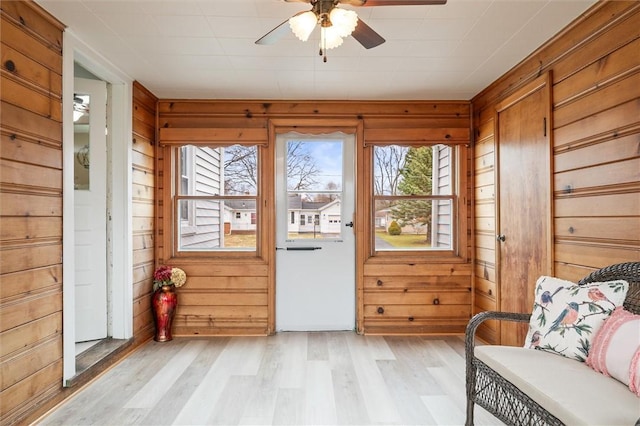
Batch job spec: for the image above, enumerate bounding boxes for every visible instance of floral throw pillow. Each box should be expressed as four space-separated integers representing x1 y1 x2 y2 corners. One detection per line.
523 276 629 361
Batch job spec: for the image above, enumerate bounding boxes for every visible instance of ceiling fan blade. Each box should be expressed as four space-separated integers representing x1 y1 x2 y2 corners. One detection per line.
351 18 385 49
341 0 446 6
255 18 292 45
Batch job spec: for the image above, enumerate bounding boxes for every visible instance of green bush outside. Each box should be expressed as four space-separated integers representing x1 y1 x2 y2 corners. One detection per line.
388 220 401 236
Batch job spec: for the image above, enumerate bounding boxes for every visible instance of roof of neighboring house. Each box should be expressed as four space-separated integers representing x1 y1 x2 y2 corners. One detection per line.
225 195 338 212
318 198 341 212
288 194 337 211
224 200 257 210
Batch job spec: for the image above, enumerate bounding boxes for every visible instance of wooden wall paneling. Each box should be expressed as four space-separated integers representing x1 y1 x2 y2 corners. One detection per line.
0 264 61 300
549 9 640 85
0 10 64 421
554 72 640 129
159 116 269 129
1 43 62 97
0 360 62 425
0 312 62 358
1 336 62 391
555 133 638 171
158 127 268 144
0 15 62 72
157 99 470 117
553 37 640 107
554 99 640 148
555 192 639 218
0 101 61 144
355 121 369 334
1 133 62 169
131 81 158 340
555 156 639 192
0 1 64 48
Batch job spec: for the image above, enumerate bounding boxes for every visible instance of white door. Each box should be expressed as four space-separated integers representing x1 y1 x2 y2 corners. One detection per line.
275 132 356 331
74 77 108 342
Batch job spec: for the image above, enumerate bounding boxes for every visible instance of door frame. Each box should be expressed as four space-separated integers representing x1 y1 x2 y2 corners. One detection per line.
494 71 554 343
62 30 134 382
267 119 364 334
274 131 356 331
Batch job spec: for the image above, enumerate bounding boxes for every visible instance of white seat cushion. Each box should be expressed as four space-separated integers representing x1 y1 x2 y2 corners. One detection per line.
475 345 640 425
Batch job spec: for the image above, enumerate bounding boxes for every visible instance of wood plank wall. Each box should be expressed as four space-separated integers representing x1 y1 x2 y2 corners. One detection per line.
156 101 472 336
132 82 157 340
471 0 640 344
0 2 64 424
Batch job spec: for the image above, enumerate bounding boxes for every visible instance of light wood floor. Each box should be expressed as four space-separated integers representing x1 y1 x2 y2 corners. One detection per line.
39 332 498 425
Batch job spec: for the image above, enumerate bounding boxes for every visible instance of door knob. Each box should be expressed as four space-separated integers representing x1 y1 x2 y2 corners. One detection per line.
496 234 506 242
345 221 354 228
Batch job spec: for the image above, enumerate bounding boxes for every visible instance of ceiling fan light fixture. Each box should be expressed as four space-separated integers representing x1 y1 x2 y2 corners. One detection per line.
329 8 358 37
320 26 344 50
289 10 317 41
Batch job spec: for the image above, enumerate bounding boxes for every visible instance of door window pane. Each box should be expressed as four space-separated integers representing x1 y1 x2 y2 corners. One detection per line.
285 140 343 241
74 94 90 190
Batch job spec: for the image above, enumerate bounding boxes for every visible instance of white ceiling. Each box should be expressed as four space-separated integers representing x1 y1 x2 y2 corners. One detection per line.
36 0 597 100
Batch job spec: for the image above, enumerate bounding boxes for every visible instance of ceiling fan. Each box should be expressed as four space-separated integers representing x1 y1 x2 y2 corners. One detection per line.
256 0 447 61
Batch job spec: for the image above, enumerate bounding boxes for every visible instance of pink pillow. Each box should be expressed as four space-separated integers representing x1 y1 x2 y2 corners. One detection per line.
587 306 640 395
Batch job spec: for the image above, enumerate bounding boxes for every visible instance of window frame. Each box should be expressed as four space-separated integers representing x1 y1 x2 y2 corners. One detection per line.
367 142 466 261
171 144 262 258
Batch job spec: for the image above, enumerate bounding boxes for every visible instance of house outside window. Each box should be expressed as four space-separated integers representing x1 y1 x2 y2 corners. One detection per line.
179 146 196 233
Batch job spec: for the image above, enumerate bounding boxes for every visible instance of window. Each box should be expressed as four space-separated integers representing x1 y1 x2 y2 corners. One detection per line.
372 144 457 253
174 144 259 253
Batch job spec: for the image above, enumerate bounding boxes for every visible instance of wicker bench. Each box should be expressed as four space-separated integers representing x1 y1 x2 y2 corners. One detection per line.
465 262 640 426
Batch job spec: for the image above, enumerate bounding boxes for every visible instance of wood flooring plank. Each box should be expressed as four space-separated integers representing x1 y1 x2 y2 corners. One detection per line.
272 388 304 425
326 333 371 425
306 332 329 361
124 340 208 409
171 337 267 425
421 395 465 425
277 332 307 389
237 336 287 425
303 360 337 425
141 338 229 426
425 339 466 383
364 335 396 360
209 375 257 425
377 360 438 425
346 334 402 424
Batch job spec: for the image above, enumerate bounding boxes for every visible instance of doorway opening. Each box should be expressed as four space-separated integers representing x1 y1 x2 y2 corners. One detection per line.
62 33 134 385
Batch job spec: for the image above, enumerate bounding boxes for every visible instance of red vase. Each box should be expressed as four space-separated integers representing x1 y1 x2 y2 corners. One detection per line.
152 284 177 342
